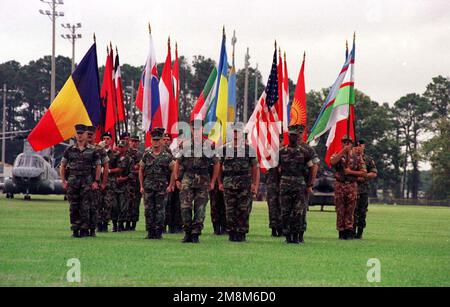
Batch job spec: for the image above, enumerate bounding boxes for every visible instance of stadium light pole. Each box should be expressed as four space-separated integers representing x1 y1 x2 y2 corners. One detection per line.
61 23 82 72
39 0 65 104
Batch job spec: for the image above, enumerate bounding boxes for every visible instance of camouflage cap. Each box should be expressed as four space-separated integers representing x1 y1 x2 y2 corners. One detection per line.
75 124 88 133
341 135 353 142
130 135 140 141
87 126 96 134
150 128 163 140
117 140 128 147
288 124 305 135
356 139 365 146
163 133 171 139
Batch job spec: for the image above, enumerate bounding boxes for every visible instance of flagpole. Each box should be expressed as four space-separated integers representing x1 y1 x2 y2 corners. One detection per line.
346 39 350 137
111 42 121 143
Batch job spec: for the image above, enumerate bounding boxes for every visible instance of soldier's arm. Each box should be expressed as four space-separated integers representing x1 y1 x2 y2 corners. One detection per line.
251 163 260 195
308 164 319 188
367 159 377 179
330 145 351 166
60 160 67 188
139 161 145 193
210 160 220 188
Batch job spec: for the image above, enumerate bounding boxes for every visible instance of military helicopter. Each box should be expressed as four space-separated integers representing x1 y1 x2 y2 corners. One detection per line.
3 141 65 200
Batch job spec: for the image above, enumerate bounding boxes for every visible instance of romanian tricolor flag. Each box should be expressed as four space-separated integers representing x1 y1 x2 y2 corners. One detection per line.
28 43 101 151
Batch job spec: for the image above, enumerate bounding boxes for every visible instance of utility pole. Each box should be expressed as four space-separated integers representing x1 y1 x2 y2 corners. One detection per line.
39 0 65 104
1 84 6 167
231 30 237 68
61 23 82 73
243 48 250 124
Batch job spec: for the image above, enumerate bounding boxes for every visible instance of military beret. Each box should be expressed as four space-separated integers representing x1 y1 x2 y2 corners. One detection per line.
117 140 128 148
130 135 140 141
288 124 305 135
120 132 131 140
101 132 112 139
150 128 163 140
341 135 353 142
163 133 171 139
87 126 96 134
75 124 88 133
356 139 366 146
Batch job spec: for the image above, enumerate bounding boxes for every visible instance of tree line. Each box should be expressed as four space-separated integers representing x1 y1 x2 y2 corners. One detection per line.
0 55 448 201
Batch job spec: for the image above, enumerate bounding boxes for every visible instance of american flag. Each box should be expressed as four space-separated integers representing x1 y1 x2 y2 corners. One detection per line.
245 49 281 172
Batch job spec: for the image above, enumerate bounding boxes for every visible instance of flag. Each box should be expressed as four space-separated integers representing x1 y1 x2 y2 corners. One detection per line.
308 37 356 165
205 31 228 144
28 43 101 151
190 67 218 122
135 30 161 146
104 47 117 135
171 42 180 137
245 48 281 173
281 52 289 146
95 47 109 143
114 50 126 123
228 66 236 123
290 52 308 142
159 38 176 137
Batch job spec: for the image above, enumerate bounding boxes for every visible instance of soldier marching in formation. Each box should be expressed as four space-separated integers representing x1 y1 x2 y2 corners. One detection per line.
61 120 377 245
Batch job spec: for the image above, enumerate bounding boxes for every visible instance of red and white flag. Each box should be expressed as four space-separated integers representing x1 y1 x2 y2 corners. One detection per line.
159 38 177 137
114 50 126 123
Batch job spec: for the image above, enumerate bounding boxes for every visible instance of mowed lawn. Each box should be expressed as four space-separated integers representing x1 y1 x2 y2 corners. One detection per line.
0 194 449 287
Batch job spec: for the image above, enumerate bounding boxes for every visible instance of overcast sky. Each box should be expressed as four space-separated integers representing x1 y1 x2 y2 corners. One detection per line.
1 0 449 105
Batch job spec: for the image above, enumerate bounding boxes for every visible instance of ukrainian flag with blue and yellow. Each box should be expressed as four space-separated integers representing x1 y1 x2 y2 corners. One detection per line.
28 43 101 151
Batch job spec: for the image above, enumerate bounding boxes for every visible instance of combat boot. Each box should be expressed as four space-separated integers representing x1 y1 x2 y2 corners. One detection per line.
79 229 89 238
213 224 221 235
229 231 236 242
339 231 345 240
239 233 247 242
271 228 277 237
155 229 163 240
292 233 300 244
348 229 355 240
299 231 305 243
276 228 283 237
112 221 118 233
130 222 137 231
125 221 131 231
72 230 80 238
97 223 103 232
145 230 153 239
89 229 96 237
103 222 109 232
182 232 192 243
285 234 293 244
191 234 200 243
118 222 125 232
355 227 364 239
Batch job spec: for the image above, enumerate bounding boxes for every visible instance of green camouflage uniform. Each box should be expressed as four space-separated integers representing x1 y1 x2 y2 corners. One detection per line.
140 148 174 232
177 139 218 236
127 148 143 223
354 155 377 230
278 145 313 236
266 167 281 230
112 153 132 224
93 145 109 228
220 143 257 236
103 149 118 224
62 143 101 231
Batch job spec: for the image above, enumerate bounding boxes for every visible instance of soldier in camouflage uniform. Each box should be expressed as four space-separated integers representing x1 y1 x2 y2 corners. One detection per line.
86 126 110 236
218 129 259 242
266 165 282 237
353 140 377 239
111 140 132 232
60 124 102 238
100 132 116 232
139 129 174 239
209 161 226 235
127 135 143 231
330 135 367 240
172 120 220 243
278 125 317 244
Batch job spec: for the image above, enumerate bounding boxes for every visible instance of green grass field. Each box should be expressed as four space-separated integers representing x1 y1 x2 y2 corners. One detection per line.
0 194 449 287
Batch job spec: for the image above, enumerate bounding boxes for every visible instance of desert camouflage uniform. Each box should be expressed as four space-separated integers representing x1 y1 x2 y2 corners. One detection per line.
62 143 101 231
332 152 366 232
177 139 218 236
278 145 313 236
140 148 174 232
220 143 257 236
354 155 377 230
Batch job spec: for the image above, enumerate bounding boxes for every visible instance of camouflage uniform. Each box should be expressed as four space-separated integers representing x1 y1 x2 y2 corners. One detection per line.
354 155 377 233
62 143 101 233
220 143 257 241
266 168 281 235
278 144 313 242
140 148 174 237
93 145 109 231
332 151 366 235
177 139 218 237
111 151 132 227
164 144 183 233
104 149 118 228
209 163 226 235
127 147 143 225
